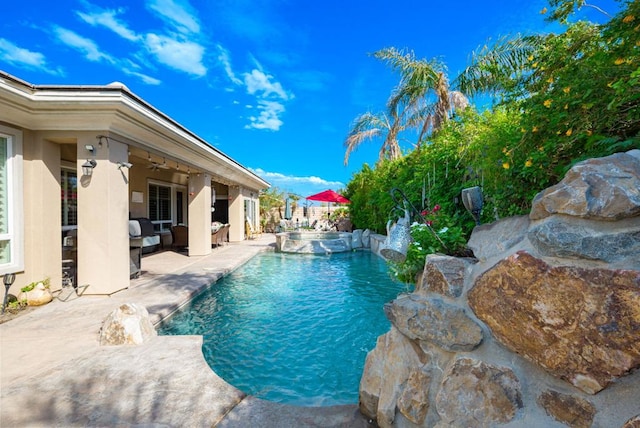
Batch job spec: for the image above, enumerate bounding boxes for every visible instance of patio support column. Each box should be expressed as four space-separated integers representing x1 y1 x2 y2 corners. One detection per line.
23 133 62 288
228 185 243 242
187 172 212 256
76 135 129 295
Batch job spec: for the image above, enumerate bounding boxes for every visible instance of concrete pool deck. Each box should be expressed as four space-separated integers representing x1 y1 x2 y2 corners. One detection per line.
0 234 372 427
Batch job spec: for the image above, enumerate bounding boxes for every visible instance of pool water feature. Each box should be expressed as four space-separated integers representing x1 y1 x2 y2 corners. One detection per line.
275 231 353 254
158 251 407 406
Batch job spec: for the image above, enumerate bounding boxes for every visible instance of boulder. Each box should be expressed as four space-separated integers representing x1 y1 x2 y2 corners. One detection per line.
361 229 371 248
417 254 474 298
359 327 427 427
468 251 640 394
397 367 431 425
99 303 157 346
352 229 363 249
384 295 483 352
467 215 529 261
623 415 640 428
537 390 595 428
435 358 522 426
530 149 640 221
528 215 640 266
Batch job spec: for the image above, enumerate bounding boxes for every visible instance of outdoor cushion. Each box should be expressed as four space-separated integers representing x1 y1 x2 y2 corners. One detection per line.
129 220 142 237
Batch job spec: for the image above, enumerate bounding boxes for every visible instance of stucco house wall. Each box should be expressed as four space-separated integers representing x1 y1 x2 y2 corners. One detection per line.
0 72 269 296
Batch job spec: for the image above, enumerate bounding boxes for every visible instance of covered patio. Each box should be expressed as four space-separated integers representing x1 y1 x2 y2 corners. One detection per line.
0 71 269 296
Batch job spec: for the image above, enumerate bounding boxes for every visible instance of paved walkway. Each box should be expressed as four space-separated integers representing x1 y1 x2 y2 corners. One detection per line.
0 235 372 427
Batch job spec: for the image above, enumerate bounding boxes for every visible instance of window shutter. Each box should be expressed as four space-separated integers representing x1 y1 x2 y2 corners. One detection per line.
159 186 170 221
0 137 10 264
0 138 7 234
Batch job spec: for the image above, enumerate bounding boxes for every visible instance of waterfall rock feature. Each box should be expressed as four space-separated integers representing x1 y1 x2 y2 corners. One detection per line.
359 150 640 427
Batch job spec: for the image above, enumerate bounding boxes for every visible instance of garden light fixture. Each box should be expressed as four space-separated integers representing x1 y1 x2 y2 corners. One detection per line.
461 186 483 225
2 273 16 314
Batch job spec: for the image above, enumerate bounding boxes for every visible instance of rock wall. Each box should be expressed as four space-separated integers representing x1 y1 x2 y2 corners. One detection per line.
359 150 640 427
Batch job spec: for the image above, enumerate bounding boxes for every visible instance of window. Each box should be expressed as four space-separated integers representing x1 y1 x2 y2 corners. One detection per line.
0 126 24 274
148 183 172 233
61 168 77 227
244 198 257 228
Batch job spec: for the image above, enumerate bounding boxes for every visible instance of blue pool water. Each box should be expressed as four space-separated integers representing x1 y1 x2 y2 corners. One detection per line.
158 250 408 406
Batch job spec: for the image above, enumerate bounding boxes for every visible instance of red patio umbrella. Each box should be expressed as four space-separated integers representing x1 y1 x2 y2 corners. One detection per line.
306 189 350 217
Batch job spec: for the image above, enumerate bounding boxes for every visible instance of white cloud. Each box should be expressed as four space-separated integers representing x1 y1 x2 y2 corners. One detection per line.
243 68 291 100
54 27 115 64
52 25 160 85
144 33 206 76
122 69 162 85
0 38 64 75
147 0 200 35
250 168 345 197
217 44 242 85
245 100 285 131
238 66 293 130
76 6 140 41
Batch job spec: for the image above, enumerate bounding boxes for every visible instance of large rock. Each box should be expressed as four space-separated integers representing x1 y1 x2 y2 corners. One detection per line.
467 215 530 261
397 367 432 425
528 215 640 266
537 390 595 428
352 229 363 249
99 303 157 345
623 415 640 428
362 229 371 248
530 149 640 221
384 295 483 352
359 327 428 427
435 358 522 426
417 254 474 298
468 251 640 394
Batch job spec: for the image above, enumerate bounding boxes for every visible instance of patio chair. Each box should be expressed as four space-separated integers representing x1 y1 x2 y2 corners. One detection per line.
171 225 189 250
221 224 230 243
211 222 229 247
245 217 261 239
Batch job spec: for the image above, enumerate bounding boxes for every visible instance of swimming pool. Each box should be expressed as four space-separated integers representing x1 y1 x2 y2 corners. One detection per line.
158 250 407 406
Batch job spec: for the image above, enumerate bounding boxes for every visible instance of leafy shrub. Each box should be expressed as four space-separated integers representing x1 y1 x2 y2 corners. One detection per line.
389 205 469 283
20 277 50 293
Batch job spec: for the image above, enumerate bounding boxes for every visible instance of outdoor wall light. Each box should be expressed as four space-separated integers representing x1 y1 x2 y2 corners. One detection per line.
117 161 133 170
2 273 16 314
84 144 95 153
461 186 483 225
82 159 97 176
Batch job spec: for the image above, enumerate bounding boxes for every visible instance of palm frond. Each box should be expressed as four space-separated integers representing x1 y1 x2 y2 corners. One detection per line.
450 91 470 111
344 128 382 165
344 111 395 165
455 34 540 97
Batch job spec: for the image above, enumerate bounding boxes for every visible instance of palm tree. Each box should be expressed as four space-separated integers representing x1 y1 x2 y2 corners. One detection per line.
343 109 405 166
374 47 470 145
344 40 537 164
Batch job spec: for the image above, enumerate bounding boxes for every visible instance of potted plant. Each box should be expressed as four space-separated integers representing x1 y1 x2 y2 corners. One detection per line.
18 278 53 306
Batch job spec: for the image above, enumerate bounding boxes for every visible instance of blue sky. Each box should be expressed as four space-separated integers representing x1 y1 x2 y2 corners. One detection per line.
1 0 621 199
